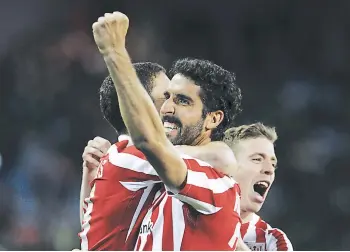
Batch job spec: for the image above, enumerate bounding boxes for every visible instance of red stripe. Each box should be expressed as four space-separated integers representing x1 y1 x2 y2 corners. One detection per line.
122 145 147 160
135 236 141 251
269 229 289 250
115 140 129 152
240 222 249 238
162 198 174 250
255 218 267 244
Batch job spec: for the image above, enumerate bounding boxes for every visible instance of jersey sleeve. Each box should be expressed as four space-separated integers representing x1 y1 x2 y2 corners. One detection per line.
266 228 293 251
166 156 240 215
105 143 161 189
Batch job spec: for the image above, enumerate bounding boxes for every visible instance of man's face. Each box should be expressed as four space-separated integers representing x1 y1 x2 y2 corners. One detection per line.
233 137 277 213
160 74 207 145
150 72 171 112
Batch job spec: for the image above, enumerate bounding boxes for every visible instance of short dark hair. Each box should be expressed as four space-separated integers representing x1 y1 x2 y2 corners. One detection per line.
169 58 242 141
99 62 166 134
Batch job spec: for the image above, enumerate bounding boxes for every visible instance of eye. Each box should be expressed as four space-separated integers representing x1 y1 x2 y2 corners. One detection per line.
252 157 262 162
164 92 170 99
178 97 190 105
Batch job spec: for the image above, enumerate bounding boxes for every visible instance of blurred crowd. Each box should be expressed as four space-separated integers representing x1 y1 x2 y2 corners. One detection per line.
0 0 349 250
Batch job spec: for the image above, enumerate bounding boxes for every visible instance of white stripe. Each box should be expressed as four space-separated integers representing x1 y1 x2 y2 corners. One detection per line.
173 194 222 215
233 191 240 215
107 144 118 157
266 230 279 251
108 151 158 176
242 215 259 242
119 180 160 192
152 194 167 250
186 169 237 193
172 198 185 251
126 185 154 240
180 153 212 167
79 185 96 250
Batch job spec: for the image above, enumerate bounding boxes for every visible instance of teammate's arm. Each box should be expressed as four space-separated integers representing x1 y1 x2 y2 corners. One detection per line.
176 141 237 176
93 12 187 193
80 137 111 223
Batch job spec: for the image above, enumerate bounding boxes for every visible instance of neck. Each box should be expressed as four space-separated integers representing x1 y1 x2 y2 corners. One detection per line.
192 135 211 146
192 130 212 146
240 210 255 223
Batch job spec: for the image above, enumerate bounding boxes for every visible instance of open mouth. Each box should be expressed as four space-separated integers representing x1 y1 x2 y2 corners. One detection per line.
163 122 179 133
253 181 270 197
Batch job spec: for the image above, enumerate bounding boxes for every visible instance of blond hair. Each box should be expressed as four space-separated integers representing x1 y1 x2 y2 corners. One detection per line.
223 122 278 149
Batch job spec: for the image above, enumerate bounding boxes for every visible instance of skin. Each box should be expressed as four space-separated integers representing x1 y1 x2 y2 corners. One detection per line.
150 72 170 112
79 72 170 223
232 137 277 222
161 74 223 146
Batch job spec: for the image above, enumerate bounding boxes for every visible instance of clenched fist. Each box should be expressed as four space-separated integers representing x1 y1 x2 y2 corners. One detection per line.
92 11 129 55
82 136 111 172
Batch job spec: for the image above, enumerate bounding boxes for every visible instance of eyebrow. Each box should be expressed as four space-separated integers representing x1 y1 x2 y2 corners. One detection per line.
178 93 193 101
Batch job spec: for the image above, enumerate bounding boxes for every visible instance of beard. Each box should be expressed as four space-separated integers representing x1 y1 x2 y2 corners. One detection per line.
162 115 205 146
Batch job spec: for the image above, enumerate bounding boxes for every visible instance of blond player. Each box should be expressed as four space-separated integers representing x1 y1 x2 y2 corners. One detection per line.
224 123 293 251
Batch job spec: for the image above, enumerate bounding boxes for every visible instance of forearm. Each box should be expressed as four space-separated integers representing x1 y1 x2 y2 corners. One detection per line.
102 49 186 191
79 167 96 224
103 50 166 146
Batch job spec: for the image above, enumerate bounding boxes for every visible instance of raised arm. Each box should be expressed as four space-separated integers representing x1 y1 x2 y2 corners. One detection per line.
92 12 187 193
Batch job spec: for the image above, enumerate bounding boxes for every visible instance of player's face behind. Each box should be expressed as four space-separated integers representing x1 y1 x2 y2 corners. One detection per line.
234 137 276 213
161 58 242 146
150 71 170 113
99 62 169 134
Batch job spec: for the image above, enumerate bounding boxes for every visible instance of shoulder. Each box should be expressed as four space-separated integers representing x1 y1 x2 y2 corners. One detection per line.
181 154 238 187
261 219 293 251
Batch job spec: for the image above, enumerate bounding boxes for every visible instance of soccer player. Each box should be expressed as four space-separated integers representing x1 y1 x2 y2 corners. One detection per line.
92 12 243 250
79 63 237 250
79 62 170 250
224 123 293 251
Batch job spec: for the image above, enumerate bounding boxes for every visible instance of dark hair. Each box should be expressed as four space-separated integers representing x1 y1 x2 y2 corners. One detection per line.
99 62 166 134
169 58 242 141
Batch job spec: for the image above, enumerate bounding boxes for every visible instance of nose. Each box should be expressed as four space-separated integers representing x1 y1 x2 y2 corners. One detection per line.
261 162 274 176
160 98 175 115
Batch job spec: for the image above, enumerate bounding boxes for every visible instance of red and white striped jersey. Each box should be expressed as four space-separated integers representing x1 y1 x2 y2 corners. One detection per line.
241 214 293 251
134 156 242 251
79 135 162 251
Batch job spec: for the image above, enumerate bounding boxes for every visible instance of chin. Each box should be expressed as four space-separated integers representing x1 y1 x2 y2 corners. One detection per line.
248 202 263 213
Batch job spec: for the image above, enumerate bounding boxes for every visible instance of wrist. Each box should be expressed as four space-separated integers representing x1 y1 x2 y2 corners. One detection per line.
82 164 97 182
102 46 127 59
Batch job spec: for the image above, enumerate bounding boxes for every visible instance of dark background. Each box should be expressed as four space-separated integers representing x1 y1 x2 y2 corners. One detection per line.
0 0 349 250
